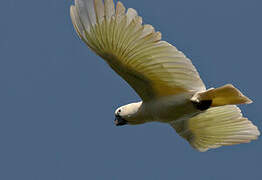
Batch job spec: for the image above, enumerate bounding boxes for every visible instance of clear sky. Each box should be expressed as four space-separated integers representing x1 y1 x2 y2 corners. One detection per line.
0 0 261 179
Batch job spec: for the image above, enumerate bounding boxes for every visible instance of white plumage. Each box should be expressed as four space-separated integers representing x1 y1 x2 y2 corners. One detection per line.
70 0 259 151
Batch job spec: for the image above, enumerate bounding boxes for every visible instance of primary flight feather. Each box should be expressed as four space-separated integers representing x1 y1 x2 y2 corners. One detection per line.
70 0 260 151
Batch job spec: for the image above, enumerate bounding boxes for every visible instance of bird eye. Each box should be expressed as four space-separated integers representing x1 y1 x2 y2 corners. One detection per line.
118 109 121 113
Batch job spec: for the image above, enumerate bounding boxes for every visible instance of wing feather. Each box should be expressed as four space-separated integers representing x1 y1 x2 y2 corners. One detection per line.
94 0 104 23
70 0 206 101
170 105 260 152
104 0 115 19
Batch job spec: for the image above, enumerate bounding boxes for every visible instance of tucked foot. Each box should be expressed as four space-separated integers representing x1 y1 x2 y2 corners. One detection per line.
192 100 212 111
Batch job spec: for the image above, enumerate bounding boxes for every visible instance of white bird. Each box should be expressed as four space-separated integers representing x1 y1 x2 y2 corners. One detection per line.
70 0 260 151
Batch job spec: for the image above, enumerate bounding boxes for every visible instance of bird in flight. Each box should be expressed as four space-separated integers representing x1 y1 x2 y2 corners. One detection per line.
70 0 260 151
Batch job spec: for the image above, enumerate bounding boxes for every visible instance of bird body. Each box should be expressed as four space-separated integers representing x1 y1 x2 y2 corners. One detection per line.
70 0 260 151
119 92 197 125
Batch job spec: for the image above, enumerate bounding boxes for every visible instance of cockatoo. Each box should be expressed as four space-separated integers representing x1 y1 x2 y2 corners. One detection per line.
70 0 260 151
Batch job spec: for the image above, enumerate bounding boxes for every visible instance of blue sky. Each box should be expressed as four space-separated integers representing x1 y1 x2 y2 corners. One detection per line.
0 0 261 179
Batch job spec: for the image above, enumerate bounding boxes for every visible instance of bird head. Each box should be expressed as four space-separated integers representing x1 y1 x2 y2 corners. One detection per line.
114 102 142 126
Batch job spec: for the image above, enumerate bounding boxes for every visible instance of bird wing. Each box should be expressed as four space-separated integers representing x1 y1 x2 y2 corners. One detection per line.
70 0 206 101
170 105 260 152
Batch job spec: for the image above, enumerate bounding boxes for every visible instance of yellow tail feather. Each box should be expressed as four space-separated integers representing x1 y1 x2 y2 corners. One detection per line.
191 84 252 107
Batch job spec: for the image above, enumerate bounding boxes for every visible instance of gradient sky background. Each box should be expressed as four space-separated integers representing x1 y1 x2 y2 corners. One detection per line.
0 0 261 179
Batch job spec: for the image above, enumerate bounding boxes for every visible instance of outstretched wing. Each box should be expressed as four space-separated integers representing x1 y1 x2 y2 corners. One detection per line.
70 0 206 101
170 105 260 152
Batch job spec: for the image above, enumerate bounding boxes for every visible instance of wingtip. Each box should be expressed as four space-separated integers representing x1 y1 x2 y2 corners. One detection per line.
254 126 261 137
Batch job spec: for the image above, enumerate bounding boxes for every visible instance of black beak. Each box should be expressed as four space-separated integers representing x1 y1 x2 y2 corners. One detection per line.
114 115 127 126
